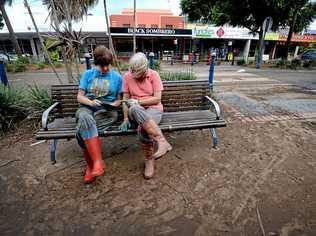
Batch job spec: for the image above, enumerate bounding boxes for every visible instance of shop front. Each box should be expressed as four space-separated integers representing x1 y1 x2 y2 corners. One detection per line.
110 27 192 61
265 32 316 59
187 24 259 62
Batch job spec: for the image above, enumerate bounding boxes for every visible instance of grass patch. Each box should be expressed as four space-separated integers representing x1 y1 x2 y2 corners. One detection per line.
159 71 196 81
0 84 53 134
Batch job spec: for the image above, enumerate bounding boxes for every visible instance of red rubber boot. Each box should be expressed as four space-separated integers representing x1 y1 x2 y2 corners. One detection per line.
84 136 105 177
83 150 95 184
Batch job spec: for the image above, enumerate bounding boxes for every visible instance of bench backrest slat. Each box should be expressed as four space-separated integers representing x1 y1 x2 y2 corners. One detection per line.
51 80 210 117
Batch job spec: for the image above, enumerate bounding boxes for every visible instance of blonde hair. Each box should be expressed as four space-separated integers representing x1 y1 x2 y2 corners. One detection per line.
129 52 148 79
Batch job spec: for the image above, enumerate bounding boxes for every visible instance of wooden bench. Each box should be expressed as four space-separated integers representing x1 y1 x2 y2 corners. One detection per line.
36 80 226 164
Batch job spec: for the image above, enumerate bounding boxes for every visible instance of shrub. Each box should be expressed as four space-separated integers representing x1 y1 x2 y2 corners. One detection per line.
289 58 301 70
302 60 316 69
159 71 196 81
0 85 27 132
5 62 14 72
153 60 161 71
276 59 289 68
237 59 246 66
5 57 28 73
0 84 54 133
25 84 54 118
49 50 60 63
36 62 46 70
18 56 30 64
53 62 63 68
13 60 27 72
116 60 129 71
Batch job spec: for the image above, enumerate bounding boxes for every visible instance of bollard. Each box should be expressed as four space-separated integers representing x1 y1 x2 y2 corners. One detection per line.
208 50 216 91
84 52 92 70
0 61 8 86
149 52 154 69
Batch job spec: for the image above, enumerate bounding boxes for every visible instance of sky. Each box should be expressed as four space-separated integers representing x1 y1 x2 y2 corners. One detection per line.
1 0 315 33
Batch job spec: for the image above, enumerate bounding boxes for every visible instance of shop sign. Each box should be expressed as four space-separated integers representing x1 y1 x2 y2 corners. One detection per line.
279 33 316 43
188 24 257 39
265 32 316 42
110 27 192 36
265 32 279 40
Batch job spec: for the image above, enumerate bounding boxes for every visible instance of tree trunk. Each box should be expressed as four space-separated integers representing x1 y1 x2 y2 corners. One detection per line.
0 3 22 56
255 28 263 69
284 10 298 60
103 0 121 74
50 0 74 83
75 50 81 82
23 0 63 84
133 0 136 54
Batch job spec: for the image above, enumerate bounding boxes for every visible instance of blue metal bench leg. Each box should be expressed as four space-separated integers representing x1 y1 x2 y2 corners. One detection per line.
50 139 58 165
210 128 217 148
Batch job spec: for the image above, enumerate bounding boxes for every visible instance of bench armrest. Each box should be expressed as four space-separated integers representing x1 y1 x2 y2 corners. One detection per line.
205 96 221 120
42 102 60 130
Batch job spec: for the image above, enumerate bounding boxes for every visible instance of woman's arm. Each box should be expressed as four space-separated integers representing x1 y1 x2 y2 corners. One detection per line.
138 91 162 106
77 89 102 107
110 94 122 107
122 92 130 120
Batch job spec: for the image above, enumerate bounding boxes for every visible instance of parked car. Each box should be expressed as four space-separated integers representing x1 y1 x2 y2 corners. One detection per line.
300 49 316 61
0 53 9 62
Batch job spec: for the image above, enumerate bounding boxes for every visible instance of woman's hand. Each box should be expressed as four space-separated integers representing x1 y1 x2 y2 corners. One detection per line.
119 118 131 132
110 99 121 107
126 99 139 107
78 90 102 107
89 99 102 107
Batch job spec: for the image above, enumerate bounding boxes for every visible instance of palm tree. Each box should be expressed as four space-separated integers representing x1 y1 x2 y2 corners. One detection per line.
103 0 120 73
0 0 22 56
23 0 62 84
43 0 98 82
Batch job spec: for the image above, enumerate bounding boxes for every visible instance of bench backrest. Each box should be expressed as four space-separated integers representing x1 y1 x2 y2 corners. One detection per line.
51 80 211 117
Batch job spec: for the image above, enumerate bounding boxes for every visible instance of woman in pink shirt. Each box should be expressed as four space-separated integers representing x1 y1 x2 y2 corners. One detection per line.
119 53 172 179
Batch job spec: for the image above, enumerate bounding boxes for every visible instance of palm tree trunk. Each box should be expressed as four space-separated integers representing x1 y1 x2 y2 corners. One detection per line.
103 0 121 74
23 0 63 84
133 0 136 54
0 3 22 56
50 0 74 83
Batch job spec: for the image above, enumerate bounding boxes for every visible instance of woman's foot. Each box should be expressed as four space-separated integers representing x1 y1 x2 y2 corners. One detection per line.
84 136 105 178
144 157 155 179
142 119 172 159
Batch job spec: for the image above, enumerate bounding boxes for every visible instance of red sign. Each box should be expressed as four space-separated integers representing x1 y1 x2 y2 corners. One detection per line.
279 34 316 43
216 27 225 37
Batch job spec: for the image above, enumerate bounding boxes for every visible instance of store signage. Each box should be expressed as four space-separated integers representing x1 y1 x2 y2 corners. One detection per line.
188 24 258 39
216 27 225 37
265 32 316 42
110 27 192 36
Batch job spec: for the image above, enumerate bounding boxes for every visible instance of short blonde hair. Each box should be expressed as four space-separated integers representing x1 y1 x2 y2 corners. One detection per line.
129 52 148 79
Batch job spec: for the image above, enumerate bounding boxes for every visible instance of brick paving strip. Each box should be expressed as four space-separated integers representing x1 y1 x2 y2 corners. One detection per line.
219 101 316 123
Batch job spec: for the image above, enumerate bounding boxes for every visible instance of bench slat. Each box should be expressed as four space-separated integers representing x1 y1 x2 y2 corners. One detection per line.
36 120 226 140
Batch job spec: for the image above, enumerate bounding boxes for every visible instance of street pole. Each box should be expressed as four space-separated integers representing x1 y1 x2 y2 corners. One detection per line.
208 49 216 92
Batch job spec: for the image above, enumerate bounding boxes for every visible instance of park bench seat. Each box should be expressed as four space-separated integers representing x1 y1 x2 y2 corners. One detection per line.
36 80 226 163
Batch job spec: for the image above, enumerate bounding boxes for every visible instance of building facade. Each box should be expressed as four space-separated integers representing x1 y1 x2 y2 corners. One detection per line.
1 8 315 63
110 9 184 29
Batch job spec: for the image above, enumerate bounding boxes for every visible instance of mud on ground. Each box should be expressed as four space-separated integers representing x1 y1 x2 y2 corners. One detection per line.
0 112 315 235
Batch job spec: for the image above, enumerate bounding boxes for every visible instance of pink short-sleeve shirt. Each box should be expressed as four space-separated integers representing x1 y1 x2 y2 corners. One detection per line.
122 69 164 111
